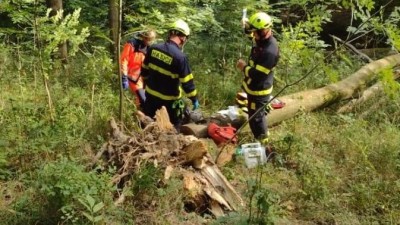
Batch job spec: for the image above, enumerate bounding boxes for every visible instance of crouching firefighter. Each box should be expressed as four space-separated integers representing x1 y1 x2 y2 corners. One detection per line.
120 29 156 108
141 19 200 132
236 12 280 146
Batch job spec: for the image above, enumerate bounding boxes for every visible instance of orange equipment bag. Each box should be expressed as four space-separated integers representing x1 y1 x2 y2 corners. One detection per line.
207 122 238 146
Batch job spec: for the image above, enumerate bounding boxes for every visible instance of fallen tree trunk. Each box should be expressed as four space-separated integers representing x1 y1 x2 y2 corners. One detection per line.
337 69 400 113
268 54 400 126
209 54 400 128
337 81 386 113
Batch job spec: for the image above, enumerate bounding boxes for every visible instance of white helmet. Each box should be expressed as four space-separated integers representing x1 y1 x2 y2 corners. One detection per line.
170 19 190 36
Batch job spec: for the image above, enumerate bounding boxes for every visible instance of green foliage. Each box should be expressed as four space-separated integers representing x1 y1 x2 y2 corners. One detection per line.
131 163 163 197
78 195 105 224
276 24 335 92
36 157 114 224
65 0 109 29
78 46 114 87
346 2 400 50
123 0 224 37
0 0 47 29
41 8 89 56
385 7 400 51
379 68 400 99
0 13 121 222
1 0 400 224
246 176 283 225
210 212 248 225
296 151 333 201
0 151 11 180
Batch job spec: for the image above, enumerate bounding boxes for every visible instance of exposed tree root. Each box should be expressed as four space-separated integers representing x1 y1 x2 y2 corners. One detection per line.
94 107 243 217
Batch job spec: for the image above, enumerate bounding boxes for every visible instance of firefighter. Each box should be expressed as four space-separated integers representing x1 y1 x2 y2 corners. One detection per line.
120 29 156 108
236 12 280 145
141 19 199 131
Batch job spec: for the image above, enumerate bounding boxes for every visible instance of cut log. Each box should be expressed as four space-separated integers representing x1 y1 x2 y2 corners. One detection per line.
181 140 208 164
200 159 244 211
182 171 208 213
183 171 203 199
154 106 175 132
180 123 208 137
192 157 206 169
210 200 225 218
215 144 236 167
204 186 232 210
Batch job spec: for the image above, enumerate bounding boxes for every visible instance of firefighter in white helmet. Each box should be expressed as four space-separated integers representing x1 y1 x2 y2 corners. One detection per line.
141 19 199 132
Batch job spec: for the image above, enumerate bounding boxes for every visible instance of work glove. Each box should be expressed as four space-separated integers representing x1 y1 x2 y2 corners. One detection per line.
122 75 129 90
192 99 200 110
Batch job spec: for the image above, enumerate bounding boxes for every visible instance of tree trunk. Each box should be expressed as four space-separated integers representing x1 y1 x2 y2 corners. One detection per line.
337 69 400 113
46 0 68 64
108 0 119 61
209 54 400 130
267 54 400 126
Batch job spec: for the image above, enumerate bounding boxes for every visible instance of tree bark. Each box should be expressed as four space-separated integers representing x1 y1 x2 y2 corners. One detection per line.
337 69 400 113
180 123 209 137
209 54 400 129
267 54 400 125
108 0 119 61
46 0 68 64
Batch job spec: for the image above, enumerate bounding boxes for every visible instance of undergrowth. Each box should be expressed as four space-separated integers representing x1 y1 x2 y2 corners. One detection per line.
1 6 400 224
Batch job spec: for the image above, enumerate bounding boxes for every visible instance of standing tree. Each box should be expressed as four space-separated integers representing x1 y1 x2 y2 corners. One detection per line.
108 0 119 61
108 0 123 122
46 0 68 64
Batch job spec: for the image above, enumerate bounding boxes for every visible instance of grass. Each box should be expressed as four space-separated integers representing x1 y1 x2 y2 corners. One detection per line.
1 37 400 225
212 95 400 224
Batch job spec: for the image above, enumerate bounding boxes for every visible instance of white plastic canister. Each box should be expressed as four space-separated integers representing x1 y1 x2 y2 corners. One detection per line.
241 142 267 168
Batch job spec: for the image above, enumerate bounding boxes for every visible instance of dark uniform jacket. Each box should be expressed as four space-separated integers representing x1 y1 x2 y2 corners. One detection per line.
242 35 279 97
141 40 197 101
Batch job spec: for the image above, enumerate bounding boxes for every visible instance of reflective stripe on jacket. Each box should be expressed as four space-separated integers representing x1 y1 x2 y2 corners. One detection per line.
242 35 279 96
141 40 197 101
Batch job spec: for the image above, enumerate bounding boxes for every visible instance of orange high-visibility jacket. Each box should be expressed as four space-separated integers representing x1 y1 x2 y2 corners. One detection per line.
120 39 146 91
